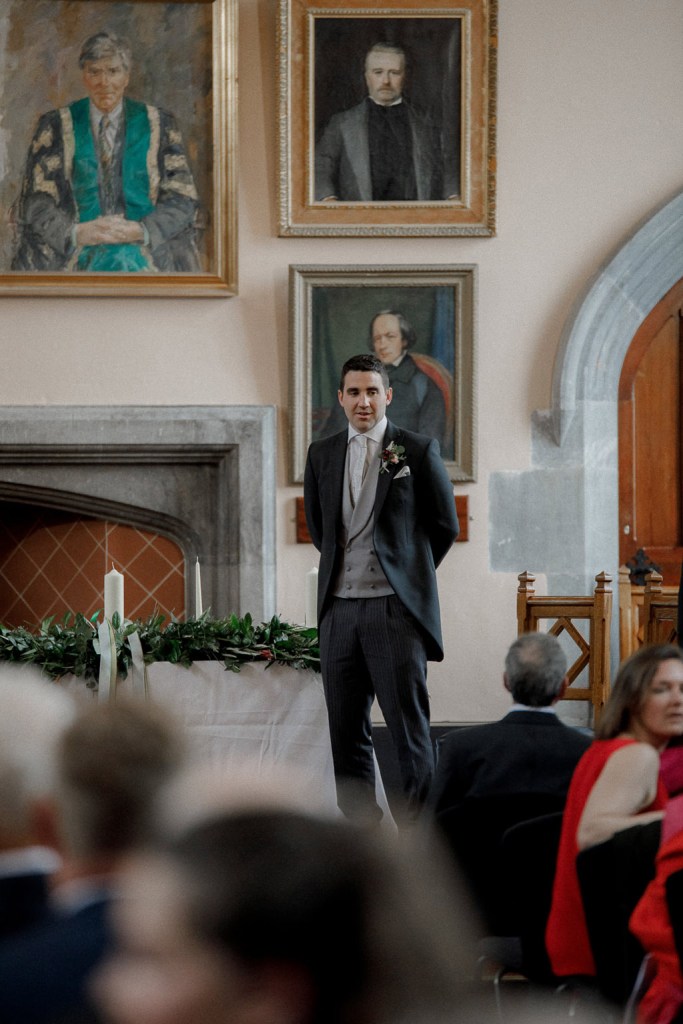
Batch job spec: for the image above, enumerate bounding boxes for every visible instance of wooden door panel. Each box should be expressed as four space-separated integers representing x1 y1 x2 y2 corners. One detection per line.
619 278 683 584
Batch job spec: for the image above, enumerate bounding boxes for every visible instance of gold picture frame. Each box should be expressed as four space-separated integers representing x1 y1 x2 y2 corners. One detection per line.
0 0 237 297
289 264 476 483
278 0 496 237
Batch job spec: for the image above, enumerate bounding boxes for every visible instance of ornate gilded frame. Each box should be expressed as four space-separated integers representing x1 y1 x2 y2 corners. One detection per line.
289 264 476 483
278 0 496 237
0 0 237 297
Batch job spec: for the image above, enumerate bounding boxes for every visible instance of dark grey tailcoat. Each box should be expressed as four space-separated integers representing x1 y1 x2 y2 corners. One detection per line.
304 420 459 661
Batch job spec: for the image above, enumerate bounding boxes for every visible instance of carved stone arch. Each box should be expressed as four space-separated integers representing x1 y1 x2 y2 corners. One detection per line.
490 188 683 677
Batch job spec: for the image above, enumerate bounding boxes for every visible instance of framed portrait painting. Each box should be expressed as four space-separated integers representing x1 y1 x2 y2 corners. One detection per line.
278 0 496 237
289 264 476 483
0 0 237 297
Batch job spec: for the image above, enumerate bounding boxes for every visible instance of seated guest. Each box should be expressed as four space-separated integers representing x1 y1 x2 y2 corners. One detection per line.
546 644 683 982
0 668 75 938
93 803 474 1024
428 632 591 937
629 793 683 1023
0 699 185 1024
430 632 591 812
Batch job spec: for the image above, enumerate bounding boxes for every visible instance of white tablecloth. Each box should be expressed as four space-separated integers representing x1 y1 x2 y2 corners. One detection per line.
61 661 392 820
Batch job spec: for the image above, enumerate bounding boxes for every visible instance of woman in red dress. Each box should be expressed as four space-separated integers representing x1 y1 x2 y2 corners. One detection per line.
546 644 683 981
630 794 683 1022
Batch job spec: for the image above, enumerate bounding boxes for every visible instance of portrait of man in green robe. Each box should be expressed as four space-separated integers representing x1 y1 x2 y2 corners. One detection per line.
12 30 200 274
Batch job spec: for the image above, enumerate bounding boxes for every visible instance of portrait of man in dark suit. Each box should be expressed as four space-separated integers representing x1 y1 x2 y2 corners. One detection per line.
304 353 459 824
313 20 461 204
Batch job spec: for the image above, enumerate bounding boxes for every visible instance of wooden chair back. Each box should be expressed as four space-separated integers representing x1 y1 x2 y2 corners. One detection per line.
643 570 679 646
517 571 612 725
619 565 679 659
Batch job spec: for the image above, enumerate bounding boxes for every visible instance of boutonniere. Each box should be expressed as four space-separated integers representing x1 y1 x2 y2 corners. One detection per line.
379 441 406 474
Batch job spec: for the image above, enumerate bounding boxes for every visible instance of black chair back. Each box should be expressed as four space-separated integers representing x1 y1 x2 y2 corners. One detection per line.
435 792 566 937
500 810 565 984
577 819 661 1005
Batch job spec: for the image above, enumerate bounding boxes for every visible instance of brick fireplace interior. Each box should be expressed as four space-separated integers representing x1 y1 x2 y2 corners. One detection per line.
0 503 185 626
0 406 276 628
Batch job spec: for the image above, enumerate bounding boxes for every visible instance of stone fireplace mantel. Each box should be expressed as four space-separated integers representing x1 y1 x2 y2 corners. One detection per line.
0 406 276 620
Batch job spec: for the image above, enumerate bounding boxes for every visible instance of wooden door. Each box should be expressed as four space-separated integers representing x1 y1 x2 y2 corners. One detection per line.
618 278 683 584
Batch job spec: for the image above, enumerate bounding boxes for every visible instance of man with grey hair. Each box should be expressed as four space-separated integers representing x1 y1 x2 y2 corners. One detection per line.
13 30 200 273
314 41 455 202
429 632 591 814
0 668 75 939
428 633 591 938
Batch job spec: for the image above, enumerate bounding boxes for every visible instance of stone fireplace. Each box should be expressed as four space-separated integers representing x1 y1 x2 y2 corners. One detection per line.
0 406 276 622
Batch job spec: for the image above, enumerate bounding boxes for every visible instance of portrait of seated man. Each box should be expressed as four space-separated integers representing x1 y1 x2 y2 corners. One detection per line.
369 309 447 449
12 30 200 273
314 41 458 204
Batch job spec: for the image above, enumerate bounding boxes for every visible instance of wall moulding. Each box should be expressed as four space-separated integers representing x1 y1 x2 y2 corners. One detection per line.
0 406 276 620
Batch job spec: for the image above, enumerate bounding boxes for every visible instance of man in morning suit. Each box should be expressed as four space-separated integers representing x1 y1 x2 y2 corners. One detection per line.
429 632 592 815
304 353 459 823
314 42 457 203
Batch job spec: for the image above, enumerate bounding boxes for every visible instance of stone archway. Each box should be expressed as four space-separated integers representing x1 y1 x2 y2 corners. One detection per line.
489 188 683 664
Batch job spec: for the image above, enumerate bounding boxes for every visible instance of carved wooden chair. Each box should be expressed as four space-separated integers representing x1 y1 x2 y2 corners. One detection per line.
517 571 613 726
642 570 679 646
619 565 679 659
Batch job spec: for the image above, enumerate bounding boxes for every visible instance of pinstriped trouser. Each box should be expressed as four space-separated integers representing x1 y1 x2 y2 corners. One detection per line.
319 594 434 822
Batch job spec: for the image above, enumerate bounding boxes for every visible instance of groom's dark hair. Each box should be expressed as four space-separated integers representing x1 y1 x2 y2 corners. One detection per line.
339 354 390 391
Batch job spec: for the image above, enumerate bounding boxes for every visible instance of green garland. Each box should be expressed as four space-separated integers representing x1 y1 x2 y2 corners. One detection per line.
0 612 320 687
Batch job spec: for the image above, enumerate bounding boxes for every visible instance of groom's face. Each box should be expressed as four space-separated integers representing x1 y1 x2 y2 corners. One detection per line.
338 370 392 433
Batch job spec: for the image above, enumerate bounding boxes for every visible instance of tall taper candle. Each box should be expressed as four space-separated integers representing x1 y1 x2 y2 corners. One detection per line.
305 567 318 627
104 565 124 624
195 557 203 617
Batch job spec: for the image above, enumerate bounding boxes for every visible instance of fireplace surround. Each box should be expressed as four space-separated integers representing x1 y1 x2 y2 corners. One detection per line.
0 406 276 620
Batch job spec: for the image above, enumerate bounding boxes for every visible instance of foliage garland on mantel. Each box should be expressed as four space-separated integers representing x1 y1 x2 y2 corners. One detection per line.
0 613 320 687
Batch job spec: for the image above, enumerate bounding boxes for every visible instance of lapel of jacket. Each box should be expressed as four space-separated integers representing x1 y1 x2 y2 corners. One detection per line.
374 421 404 518
325 431 348 529
405 102 427 200
342 102 372 201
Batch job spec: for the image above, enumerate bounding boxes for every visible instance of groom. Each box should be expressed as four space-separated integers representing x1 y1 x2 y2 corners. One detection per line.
304 353 459 822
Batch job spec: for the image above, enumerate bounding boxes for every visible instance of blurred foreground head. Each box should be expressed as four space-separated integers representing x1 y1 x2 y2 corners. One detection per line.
0 667 75 847
95 804 474 1024
54 698 185 865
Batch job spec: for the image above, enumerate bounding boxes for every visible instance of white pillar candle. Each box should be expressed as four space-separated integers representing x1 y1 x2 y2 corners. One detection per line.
305 567 318 628
104 565 124 624
195 557 203 617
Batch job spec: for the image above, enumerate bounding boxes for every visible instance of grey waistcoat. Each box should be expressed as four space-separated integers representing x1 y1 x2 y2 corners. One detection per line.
332 440 394 599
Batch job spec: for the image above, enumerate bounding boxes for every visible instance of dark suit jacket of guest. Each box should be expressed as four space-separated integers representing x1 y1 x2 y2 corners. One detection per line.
430 710 592 814
0 872 52 940
0 896 112 1023
304 420 458 661
314 99 454 202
